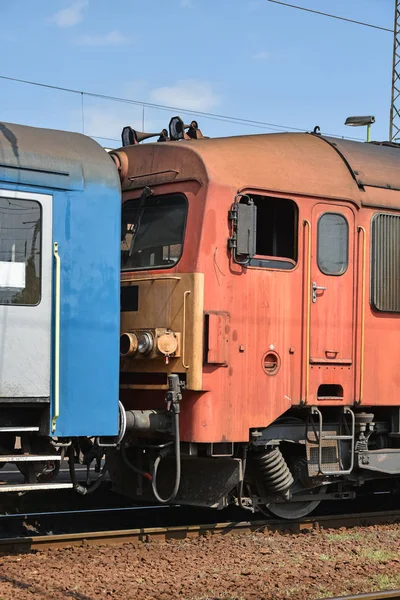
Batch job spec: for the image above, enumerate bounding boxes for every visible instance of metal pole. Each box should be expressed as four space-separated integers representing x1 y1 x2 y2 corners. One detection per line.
367 123 371 142
390 0 400 141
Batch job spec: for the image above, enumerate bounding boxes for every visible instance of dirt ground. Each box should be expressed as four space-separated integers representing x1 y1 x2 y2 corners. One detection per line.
0 523 399 600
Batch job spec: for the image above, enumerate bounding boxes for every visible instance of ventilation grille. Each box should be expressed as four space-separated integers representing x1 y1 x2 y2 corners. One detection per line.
371 213 400 313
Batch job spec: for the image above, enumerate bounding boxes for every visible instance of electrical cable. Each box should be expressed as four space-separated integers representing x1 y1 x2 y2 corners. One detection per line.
121 442 152 481
265 0 393 33
0 74 363 141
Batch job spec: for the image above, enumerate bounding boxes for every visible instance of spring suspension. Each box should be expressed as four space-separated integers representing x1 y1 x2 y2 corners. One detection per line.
255 447 294 494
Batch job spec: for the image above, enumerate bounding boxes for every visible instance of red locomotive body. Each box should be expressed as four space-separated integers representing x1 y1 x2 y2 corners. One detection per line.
109 130 400 518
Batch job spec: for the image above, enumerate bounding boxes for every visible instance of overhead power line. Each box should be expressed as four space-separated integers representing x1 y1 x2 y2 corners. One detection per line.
265 0 393 33
0 73 362 142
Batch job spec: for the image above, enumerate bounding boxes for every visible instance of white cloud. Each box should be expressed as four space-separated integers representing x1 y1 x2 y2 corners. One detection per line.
150 79 220 112
77 30 130 46
50 0 88 28
74 105 165 145
252 51 269 60
180 0 194 7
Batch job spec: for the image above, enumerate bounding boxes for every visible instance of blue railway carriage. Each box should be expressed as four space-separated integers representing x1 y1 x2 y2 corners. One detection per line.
0 122 121 492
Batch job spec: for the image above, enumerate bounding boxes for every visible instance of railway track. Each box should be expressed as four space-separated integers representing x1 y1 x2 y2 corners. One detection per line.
330 592 400 599
1 507 400 552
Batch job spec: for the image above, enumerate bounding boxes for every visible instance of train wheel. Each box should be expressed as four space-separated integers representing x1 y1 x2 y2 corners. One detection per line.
264 457 326 519
265 490 324 519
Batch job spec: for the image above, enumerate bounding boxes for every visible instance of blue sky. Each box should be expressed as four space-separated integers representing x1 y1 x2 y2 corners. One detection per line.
0 0 394 147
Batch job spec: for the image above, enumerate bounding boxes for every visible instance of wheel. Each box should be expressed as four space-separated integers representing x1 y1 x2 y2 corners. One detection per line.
264 457 327 519
265 490 324 519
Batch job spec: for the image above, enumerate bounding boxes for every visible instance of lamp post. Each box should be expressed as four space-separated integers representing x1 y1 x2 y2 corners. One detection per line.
345 116 375 142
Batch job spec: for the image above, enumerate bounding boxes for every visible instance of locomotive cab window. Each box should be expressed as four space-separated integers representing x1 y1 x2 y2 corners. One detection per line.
317 213 348 276
244 195 298 270
0 197 41 305
121 193 187 271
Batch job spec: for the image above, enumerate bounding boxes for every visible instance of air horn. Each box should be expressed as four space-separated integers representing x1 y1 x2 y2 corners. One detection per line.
168 116 205 141
121 126 169 147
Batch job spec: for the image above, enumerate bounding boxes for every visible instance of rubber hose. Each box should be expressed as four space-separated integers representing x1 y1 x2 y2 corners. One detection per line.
68 446 108 495
121 442 152 480
151 411 181 503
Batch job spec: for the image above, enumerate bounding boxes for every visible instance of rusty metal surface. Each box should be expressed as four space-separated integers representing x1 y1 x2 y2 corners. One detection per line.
115 132 361 203
0 121 119 190
318 135 400 193
117 132 400 205
326 591 400 599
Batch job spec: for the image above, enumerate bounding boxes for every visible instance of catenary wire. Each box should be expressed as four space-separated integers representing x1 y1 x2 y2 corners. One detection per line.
265 0 393 33
0 74 363 141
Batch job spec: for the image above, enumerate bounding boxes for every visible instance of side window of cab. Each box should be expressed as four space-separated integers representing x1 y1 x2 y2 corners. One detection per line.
241 194 298 270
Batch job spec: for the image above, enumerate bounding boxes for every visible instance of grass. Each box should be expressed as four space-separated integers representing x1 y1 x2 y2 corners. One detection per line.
372 573 400 590
326 531 363 542
361 549 399 562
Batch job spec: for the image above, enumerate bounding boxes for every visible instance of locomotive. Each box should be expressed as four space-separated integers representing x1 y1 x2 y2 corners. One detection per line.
2 118 400 519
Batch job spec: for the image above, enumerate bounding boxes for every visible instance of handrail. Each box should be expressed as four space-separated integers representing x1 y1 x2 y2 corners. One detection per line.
121 276 181 283
52 242 61 433
303 220 312 404
182 290 191 369
357 226 367 404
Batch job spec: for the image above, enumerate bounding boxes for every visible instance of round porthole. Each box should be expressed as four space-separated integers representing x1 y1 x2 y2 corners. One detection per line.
262 351 280 376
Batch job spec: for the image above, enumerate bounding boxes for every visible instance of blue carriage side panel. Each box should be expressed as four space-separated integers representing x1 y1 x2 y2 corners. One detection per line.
0 122 121 437
51 140 121 436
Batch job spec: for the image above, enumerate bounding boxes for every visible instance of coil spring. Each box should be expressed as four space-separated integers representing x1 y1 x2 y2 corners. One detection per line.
255 447 294 494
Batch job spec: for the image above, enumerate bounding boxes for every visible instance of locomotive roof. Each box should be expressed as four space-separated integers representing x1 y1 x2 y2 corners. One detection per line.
117 132 400 209
0 121 119 191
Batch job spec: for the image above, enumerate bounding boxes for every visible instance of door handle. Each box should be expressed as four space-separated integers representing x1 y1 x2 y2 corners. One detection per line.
312 281 326 303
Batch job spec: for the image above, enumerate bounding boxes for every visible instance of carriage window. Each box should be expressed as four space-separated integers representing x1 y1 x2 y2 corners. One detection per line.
371 213 400 312
317 213 348 276
121 193 187 271
245 195 298 270
0 198 41 305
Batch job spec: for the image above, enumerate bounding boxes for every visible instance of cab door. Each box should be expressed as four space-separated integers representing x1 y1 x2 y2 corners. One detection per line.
308 203 355 404
0 190 52 400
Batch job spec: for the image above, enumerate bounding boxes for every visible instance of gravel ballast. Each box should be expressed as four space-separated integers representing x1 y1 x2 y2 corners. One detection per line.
0 523 399 599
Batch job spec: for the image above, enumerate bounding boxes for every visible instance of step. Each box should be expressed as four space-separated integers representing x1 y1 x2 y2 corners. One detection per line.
0 427 39 433
0 455 62 463
0 482 73 493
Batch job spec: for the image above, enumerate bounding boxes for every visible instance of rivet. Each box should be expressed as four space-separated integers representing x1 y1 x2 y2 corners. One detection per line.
239 345 245 353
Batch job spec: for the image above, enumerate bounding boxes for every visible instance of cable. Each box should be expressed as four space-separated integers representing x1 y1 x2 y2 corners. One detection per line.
265 0 393 33
151 409 181 504
0 74 363 141
68 446 108 495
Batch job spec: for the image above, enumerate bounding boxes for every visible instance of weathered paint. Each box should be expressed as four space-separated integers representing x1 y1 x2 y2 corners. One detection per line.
117 131 400 443
0 122 121 436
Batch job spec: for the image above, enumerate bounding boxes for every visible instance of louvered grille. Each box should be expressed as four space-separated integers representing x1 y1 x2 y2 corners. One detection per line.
371 213 400 313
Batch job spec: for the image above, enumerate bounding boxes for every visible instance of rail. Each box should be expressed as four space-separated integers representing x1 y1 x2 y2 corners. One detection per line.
1 508 400 553
328 591 400 599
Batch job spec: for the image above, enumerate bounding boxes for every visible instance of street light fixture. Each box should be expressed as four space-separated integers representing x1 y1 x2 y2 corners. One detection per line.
345 116 375 142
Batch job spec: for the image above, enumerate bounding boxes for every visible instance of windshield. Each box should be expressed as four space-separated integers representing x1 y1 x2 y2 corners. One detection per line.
121 193 187 271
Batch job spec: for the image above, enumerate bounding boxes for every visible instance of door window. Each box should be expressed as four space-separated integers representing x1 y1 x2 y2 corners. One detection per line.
317 213 348 276
0 197 41 305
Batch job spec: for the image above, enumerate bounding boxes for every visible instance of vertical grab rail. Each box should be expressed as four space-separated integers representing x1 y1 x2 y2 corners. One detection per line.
357 226 366 405
182 290 191 369
303 220 312 404
52 242 61 433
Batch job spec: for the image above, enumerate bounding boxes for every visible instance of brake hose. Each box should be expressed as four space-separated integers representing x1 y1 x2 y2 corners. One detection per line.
68 446 108 495
151 409 181 503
